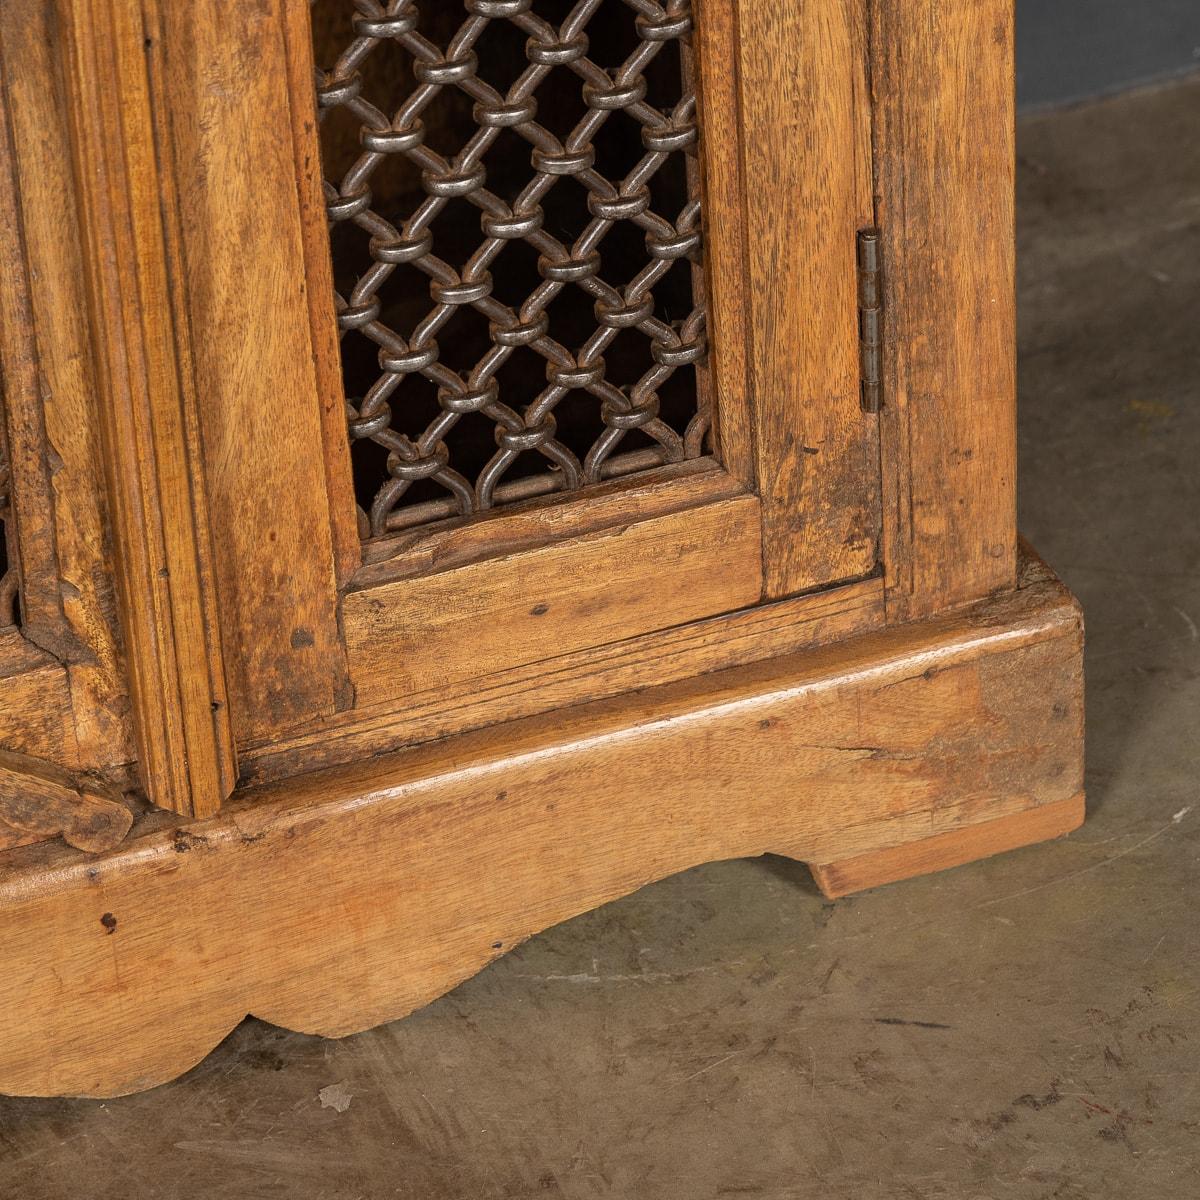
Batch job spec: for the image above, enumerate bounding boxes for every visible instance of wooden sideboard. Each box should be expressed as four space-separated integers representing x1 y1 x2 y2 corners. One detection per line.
0 0 1083 1097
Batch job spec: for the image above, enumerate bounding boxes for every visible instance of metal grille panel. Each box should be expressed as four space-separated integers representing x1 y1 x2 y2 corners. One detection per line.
313 0 709 537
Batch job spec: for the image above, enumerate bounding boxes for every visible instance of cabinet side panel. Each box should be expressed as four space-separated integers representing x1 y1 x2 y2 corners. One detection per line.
871 0 1018 620
737 0 882 597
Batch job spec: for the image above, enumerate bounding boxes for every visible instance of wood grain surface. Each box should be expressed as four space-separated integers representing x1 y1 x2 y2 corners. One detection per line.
0 3 137 777
0 634 76 766
343 489 762 703
155 0 354 743
809 793 1085 899
737 0 881 596
281 0 361 586
870 0 1018 619
691 0 754 483
0 749 132 854
0 554 1083 1098
56 0 237 816
242 574 885 784
0 0 1052 1103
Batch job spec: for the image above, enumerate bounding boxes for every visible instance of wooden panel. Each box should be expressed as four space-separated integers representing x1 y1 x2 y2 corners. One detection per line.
870 0 1018 620
0 5 136 774
279 0 360 585
55 0 237 816
0 549 1082 1098
154 0 355 742
344 493 763 703
737 0 881 596
244 575 885 783
692 0 754 482
0 19 73 651
355 459 728 583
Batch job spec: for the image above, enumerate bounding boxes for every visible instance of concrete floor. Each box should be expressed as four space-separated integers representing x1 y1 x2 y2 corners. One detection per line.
3 79 1200 1199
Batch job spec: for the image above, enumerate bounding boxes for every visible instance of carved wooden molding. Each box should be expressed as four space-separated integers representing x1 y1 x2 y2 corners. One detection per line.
54 0 236 816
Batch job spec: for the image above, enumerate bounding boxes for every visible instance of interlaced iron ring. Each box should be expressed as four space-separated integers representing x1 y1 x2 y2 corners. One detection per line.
312 0 711 536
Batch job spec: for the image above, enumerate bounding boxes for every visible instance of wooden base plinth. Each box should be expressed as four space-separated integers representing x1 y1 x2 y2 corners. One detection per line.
808 792 1085 898
0 557 1083 1097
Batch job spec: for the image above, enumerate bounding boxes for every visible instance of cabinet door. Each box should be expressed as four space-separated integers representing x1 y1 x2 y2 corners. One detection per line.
0 0 1016 824
136 0 885 790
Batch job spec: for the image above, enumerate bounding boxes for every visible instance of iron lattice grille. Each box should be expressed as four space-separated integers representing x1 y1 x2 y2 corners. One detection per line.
313 0 710 537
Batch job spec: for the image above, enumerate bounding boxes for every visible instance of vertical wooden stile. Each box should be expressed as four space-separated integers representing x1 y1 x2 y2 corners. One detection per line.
54 0 237 815
869 0 1018 620
0 3 139 775
152 0 356 745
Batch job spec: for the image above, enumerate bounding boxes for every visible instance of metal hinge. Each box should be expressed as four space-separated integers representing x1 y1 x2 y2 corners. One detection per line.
856 229 882 414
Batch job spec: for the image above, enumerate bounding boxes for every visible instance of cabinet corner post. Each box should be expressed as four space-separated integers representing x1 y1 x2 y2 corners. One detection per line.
54 0 237 817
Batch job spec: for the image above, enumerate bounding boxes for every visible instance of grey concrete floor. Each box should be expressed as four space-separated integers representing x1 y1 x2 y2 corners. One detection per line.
3 79 1200 1200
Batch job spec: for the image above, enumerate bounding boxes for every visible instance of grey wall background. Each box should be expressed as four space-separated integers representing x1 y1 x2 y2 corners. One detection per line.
1017 0 1200 110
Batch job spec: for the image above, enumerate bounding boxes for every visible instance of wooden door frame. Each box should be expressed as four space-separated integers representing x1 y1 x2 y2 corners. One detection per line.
128 0 896 790
0 0 1019 814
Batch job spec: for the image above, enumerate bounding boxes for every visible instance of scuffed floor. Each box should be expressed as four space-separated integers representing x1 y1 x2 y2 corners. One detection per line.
2 78 1199 1199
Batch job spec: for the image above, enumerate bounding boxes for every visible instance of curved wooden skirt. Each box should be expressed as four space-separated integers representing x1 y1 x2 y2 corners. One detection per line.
0 560 1084 1097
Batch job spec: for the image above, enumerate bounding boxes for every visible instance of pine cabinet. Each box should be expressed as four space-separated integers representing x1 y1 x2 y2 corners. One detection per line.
0 0 1083 1097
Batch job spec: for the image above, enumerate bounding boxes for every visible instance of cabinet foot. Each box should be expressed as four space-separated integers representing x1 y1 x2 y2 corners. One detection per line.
808 792 1085 899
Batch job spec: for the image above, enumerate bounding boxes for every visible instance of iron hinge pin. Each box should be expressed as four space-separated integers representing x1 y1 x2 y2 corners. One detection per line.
856 228 882 414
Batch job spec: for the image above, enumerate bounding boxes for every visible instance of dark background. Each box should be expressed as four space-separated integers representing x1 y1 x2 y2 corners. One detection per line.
1018 0 1200 109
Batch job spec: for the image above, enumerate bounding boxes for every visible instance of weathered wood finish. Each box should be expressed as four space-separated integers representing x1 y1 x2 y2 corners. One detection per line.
243 575 886 783
870 0 1018 619
0 4 137 777
0 557 1083 1098
737 0 881 596
57 0 237 817
0 749 132 855
354 458 729 581
0 635 76 767
153 0 356 743
809 792 1084 899
280 0 362 587
344 488 762 704
241 0 888 753
0 0 1083 1100
691 0 754 483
